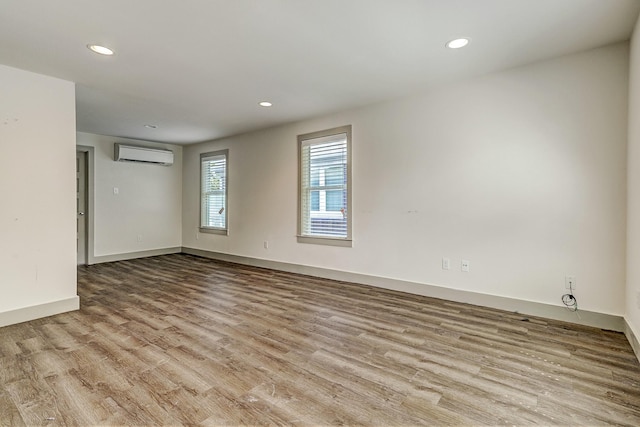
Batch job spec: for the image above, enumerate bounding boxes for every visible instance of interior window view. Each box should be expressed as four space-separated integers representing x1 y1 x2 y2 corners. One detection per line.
309 157 346 231
2 1 640 426
201 150 228 232
299 127 351 240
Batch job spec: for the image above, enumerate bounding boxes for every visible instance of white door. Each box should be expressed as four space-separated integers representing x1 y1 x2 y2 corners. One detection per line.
77 151 87 265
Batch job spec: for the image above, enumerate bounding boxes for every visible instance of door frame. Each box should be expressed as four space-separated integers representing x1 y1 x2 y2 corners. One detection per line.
76 145 95 265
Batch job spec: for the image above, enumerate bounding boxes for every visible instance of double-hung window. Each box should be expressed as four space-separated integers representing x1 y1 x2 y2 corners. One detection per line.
298 125 352 246
200 149 228 235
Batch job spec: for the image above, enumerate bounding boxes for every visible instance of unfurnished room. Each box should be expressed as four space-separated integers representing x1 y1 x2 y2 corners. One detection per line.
2 1 640 425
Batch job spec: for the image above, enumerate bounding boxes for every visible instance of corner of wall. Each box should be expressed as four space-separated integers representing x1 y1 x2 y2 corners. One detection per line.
627 13 640 362
0 297 80 328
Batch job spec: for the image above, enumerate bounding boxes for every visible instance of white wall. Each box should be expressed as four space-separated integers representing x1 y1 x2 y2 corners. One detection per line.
627 17 640 344
183 43 629 316
77 133 182 259
0 64 78 323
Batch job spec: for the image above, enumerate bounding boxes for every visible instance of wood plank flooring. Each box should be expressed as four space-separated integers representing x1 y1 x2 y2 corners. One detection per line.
1 253 640 426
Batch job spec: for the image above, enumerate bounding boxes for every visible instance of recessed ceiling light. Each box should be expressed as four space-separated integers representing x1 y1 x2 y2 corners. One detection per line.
87 44 114 56
259 101 273 107
144 124 157 129
446 38 470 49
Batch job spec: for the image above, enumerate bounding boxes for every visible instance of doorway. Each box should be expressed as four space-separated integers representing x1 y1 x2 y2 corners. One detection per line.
76 150 87 265
76 145 94 265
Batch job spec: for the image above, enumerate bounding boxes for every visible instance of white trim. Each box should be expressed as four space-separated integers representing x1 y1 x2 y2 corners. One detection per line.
0 296 80 328
91 247 182 264
182 247 624 332
200 227 228 236
624 319 640 364
297 235 352 247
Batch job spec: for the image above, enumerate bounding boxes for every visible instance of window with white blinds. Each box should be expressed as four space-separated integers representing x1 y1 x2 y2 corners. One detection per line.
298 125 352 246
200 150 228 234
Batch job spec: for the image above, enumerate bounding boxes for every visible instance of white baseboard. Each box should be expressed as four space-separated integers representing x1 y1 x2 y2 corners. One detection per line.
624 320 640 364
182 247 624 332
91 247 182 264
0 296 80 328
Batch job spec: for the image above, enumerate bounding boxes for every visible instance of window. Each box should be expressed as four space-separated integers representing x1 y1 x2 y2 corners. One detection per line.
200 149 228 235
298 125 352 246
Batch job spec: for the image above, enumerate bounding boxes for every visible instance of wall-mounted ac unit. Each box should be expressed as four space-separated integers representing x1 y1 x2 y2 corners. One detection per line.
114 143 174 166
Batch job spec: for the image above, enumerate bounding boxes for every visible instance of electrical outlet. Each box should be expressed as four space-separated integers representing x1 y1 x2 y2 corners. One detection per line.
264 241 269 249
137 234 142 243
442 257 450 270
565 275 576 290
461 259 470 272
113 187 119 195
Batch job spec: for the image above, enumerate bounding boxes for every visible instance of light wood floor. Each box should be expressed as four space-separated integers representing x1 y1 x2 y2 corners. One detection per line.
1 254 640 426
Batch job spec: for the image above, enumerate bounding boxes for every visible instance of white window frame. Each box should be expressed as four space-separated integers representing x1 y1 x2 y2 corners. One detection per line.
298 125 352 247
200 149 229 235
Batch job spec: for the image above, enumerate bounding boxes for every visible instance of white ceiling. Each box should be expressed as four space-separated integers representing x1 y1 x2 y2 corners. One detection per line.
1 0 639 145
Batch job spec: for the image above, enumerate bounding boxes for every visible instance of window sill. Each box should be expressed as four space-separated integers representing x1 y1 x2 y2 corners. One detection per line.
297 235 352 247
200 227 228 236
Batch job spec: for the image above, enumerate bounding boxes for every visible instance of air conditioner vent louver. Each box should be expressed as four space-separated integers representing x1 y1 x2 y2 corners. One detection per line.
114 143 174 166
